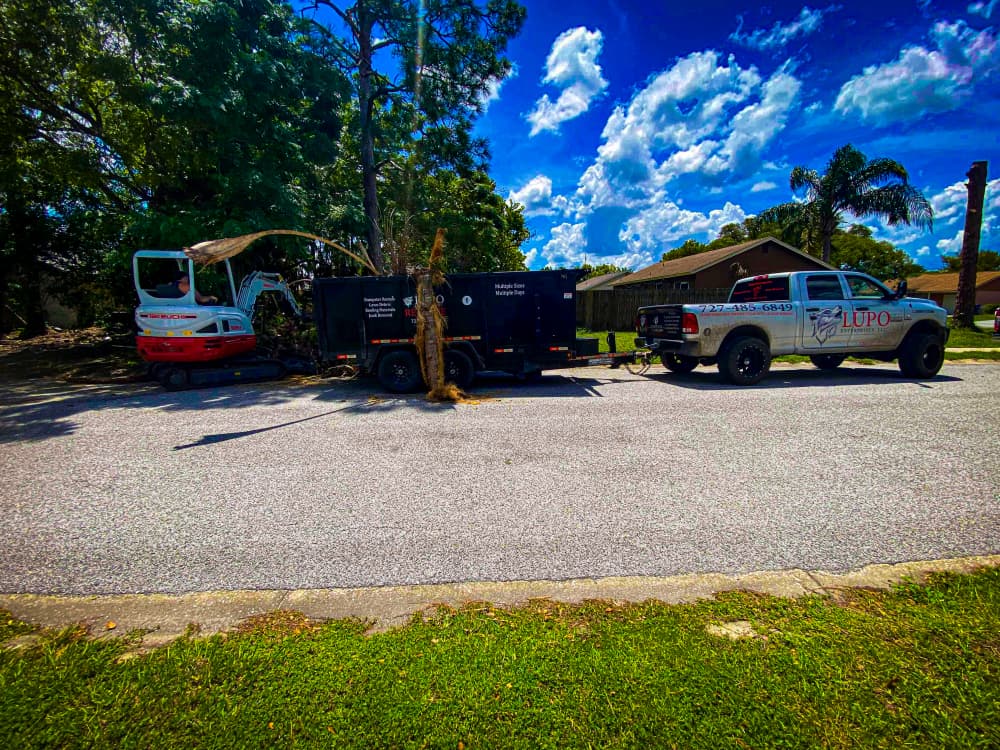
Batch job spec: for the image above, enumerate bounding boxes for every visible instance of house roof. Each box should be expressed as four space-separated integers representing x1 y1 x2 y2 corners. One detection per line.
612 237 833 287
576 270 631 292
905 271 1000 293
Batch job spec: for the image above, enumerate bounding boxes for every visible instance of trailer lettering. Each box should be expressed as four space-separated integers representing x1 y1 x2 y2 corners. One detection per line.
363 296 397 319
495 282 526 297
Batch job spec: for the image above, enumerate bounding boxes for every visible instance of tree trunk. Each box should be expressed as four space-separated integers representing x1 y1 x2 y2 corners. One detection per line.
953 161 988 329
8 201 47 338
357 11 383 273
821 232 833 265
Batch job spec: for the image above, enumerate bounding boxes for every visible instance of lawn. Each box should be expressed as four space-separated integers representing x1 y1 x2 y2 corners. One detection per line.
2 569 998 748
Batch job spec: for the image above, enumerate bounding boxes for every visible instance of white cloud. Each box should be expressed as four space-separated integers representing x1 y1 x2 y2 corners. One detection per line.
541 222 588 265
751 181 778 192
834 20 999 125
620 199 748 254
522 248 539 267
969 0 998 19
730 6 837 51
574 50 798 212
914 245 932 258
527 27 608 136
937 229 965 253
509 175 556 216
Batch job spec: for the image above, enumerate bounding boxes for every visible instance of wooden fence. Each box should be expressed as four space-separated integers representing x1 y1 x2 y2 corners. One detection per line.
577 288 730 331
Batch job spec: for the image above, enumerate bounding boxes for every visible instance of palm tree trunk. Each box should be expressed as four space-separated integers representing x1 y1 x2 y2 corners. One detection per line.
822 233 833 265
953 161 988 329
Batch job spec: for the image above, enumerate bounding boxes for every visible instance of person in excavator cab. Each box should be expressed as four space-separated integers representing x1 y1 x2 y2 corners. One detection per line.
158 271 219 305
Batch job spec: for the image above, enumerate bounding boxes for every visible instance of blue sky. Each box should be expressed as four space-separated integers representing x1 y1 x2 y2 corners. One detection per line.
471 0 1000 271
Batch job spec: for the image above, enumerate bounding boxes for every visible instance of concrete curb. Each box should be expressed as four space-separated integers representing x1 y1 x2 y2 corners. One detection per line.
2 554 998 649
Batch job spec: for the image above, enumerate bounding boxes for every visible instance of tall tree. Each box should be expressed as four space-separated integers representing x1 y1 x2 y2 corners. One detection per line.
304 0 525 272
757 144 933 263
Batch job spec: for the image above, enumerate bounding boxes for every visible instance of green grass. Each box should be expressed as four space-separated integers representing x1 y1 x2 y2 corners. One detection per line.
946 325 1000 349
577 328 642 355
2 569 999 748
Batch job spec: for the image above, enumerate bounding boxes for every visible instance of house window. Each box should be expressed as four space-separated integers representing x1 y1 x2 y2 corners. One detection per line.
676 281 690 290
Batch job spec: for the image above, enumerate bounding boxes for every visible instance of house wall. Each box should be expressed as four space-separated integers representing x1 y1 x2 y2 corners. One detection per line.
693 243 827 288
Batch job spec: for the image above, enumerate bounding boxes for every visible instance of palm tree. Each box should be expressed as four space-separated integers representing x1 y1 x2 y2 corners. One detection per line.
757 144 933 263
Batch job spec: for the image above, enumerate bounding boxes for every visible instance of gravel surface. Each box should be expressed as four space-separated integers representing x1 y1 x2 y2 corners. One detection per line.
1 363 997 595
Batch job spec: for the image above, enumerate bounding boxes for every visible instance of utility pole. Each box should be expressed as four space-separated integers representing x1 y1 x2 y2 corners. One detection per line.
953 161 988 329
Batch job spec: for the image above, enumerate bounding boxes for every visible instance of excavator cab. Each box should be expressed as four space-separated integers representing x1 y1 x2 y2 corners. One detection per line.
133 249 305 388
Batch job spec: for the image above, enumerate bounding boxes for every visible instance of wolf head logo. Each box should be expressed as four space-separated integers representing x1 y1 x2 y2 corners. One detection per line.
812 306 842 344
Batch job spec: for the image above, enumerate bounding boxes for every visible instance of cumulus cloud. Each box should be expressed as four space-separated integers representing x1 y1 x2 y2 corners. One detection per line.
574 51 798 212
522 248 539 267
527 27 608 136
751 181 778 192
620 199 748 254
509 175 556 216
540 222 588 266
730 6 838 51
834 20 999 125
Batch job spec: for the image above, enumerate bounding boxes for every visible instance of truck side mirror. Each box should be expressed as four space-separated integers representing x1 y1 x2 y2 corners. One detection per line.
894 280 908 300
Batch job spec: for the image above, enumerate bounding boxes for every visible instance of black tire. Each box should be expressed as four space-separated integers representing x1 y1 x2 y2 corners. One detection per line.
158 366 189 391
377 349 423 393
718 336 771 385
443 349 475 390
898 332 945 378
661 353 698 373
810 354 846 370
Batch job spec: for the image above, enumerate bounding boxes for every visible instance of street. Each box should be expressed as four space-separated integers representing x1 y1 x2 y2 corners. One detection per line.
1 363 997 595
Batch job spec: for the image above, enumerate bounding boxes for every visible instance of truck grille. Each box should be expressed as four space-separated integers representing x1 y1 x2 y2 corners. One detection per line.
642 306 682 338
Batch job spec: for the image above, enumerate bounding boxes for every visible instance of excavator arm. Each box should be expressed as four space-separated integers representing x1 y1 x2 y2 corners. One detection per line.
236 272 305 321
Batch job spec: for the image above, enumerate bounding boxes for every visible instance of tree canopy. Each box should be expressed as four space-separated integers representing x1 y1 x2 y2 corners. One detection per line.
0 0 530 335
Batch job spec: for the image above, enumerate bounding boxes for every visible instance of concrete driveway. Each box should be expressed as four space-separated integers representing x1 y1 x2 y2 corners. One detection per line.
1 363 997 596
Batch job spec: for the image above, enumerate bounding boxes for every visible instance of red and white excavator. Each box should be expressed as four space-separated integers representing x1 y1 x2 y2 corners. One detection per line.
133 249 307 389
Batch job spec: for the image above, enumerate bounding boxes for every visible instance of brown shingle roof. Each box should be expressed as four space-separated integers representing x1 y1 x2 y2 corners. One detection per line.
576 271 631 292
905 271 1000 293
612 237 832 286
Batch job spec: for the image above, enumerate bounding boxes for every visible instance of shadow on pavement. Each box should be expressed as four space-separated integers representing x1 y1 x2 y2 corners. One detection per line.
643 365 963 390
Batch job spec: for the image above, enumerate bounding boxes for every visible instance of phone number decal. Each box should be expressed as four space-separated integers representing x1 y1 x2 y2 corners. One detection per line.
697 303 794 313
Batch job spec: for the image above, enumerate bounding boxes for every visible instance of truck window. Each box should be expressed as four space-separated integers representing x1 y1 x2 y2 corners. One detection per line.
805 276 846 301
729 277 790 302
844 274 889 299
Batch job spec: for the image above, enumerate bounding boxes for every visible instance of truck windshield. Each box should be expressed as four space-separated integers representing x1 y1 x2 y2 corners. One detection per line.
729 277 790 302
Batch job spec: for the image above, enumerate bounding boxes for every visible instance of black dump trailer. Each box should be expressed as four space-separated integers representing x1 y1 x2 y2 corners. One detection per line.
313 270 632 391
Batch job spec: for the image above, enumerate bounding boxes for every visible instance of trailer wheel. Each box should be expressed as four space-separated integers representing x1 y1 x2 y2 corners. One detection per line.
444 349 475 390
897 332 944 379
159 366 190 391
377 350 423 393
718 336 771 385
661 353 698 373
809 354 846 370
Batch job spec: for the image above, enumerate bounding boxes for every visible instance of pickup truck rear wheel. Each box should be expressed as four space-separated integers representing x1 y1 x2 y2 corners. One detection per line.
809 354 846 370
377 350 423 392
898 332 945 378
661 353 698 373
719 336 771 385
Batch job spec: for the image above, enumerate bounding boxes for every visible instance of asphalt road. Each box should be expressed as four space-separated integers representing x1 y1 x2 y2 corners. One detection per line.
1 363 997 596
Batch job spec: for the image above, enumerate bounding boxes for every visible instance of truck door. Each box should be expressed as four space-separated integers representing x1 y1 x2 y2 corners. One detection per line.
799 274 853 351
842 274 905 350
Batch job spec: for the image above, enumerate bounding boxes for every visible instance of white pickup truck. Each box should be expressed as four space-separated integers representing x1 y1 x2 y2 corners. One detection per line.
636 270 949 385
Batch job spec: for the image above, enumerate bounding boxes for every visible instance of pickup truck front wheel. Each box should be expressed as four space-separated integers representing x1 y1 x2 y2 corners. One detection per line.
810 354 846 370
661 353 698 373
898 332 945 378
719 336 771 385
